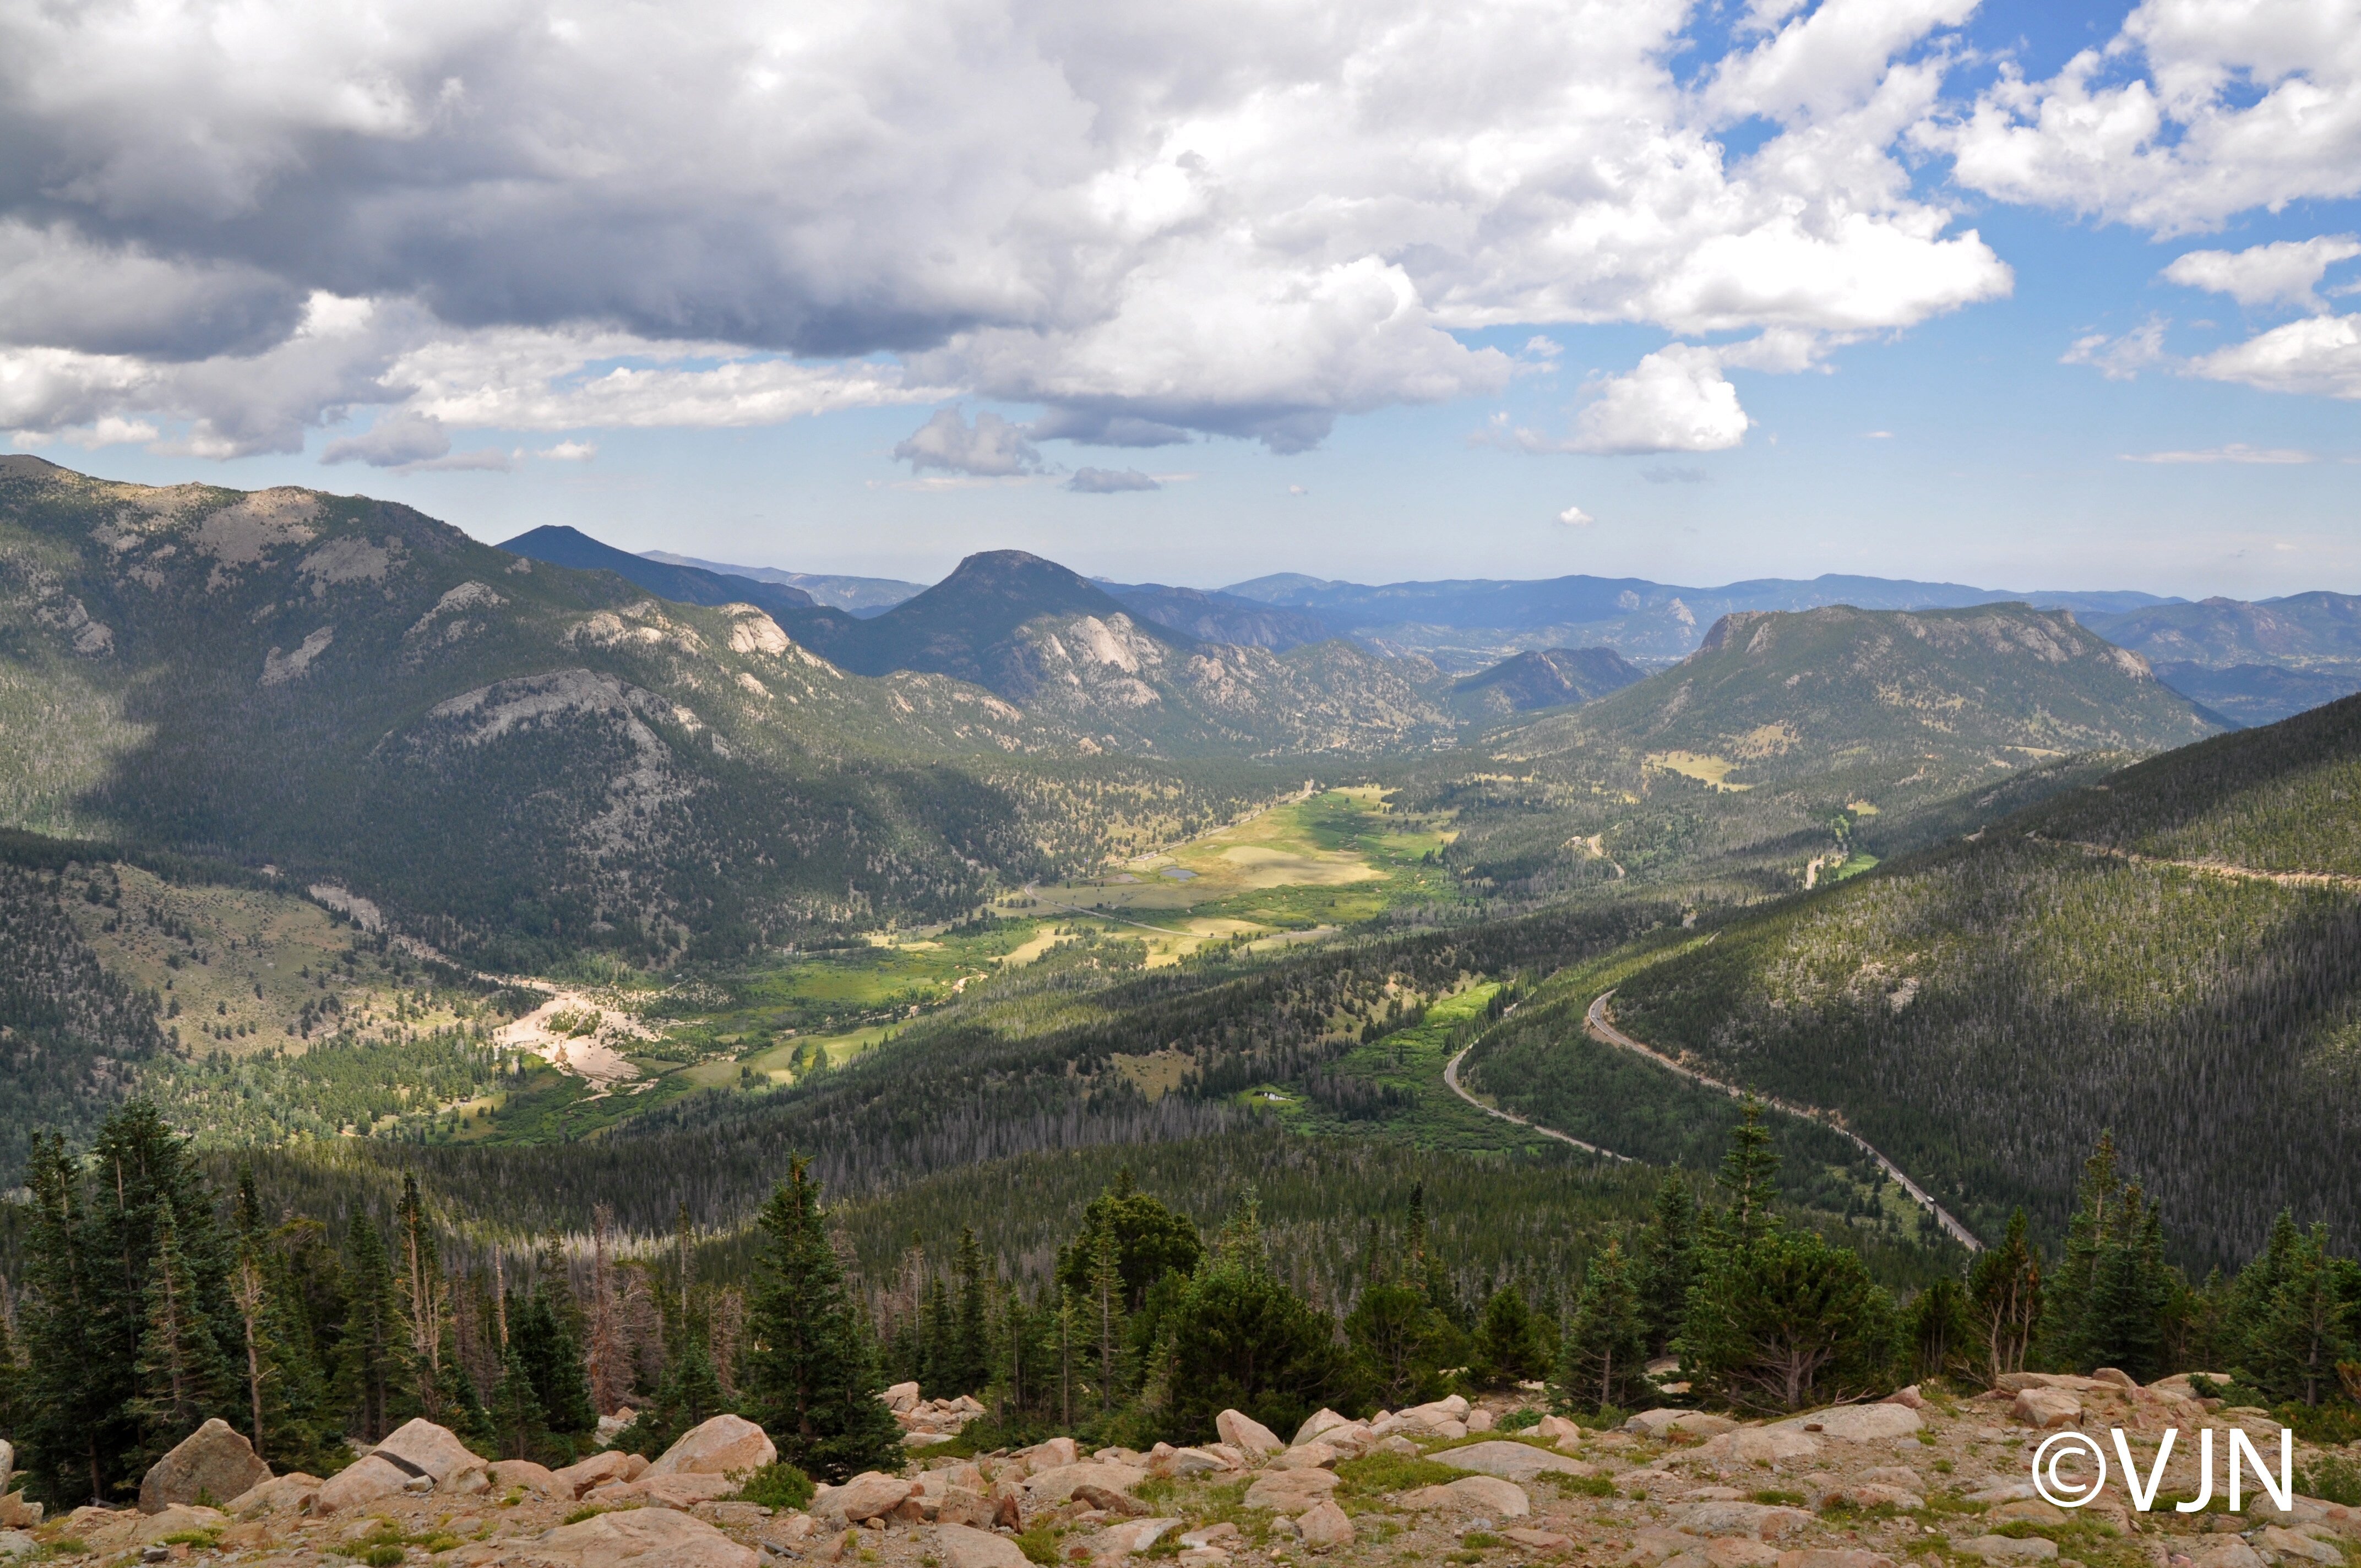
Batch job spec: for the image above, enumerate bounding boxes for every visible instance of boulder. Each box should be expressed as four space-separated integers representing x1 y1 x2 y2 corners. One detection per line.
1859 1467 1922 1491
1397 1476 1531 1518
1437 1441 1595 1483
883 1382 922 1413
2184 1542 2267 1568
0 1440 10 1497
818 1472 916 1525
1885 1386 1927 1410
554 1451 650 1498
934 1523 1030 1568
512 1504 758 1568
1669 1414 1740 1438
1466 1409 1497 1433
1294 1409 1352 1446
1536 1415 1583 1445
1152 1448 1232 1479
1774 1407 1921 1442
1504 1528 1576 1552
1297 1500 1354 1547
1777 1554 1896 1568
1094 1517 1183 1555
638 1474 740 1509
440 1464 493 1497
0 1496 38 1531
0 1532 30 1561
134 1504 228 1545
1988 1501 2068 1527
1955 1539 2058 1562
492 1461 565 1498
1017 1438 1080 1472
935 1486 995 1529
139 1418 273 1513
1629 1409 1689 1437
1701 1430 1822 1467
227 1474 321 1516
596 1410 639 1447
647 1415 775 1478
1707 1539 1785 1568
1216 1409 1282 1457
312 1455 414 1513
1836 1484 1923 1510
372 1418 483 1483
1243 1469 1341 1514
1674 1503 1813 1541
1025 1462 1147 1504
2260 1528 2343 1566
2009 1389 2082 1430
1269 1444 1339 1472
1072 1484 1149 1518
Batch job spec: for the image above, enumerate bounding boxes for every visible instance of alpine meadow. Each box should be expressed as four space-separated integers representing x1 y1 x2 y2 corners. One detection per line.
4 3 2361 1566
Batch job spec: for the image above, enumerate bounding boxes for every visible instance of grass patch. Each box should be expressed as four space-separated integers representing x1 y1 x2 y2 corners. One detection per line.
561 1504 640 1526
1752 1490 1807 1507
1497 1408 1542 1433
1540 1472 1619 1499
1335 1451 1472 1497
1013 1526 1063 1565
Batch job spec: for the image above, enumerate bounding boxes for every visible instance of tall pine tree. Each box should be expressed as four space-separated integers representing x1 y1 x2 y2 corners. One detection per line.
1553 1238 1651 1414
1635 1177 1698 1357
739 1158 903 1482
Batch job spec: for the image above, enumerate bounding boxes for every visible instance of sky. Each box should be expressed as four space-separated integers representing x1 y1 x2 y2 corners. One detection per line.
3 0 2359 597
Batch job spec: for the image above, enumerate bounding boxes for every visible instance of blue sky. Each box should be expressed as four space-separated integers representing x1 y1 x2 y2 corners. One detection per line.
4 0 2357 596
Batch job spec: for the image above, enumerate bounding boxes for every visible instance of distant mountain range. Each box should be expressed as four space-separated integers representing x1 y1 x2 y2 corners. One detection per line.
639 550 2361 727
640 551 924 616
503 527 818 619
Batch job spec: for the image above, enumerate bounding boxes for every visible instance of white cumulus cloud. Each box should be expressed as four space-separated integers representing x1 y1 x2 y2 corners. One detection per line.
1557 505 1596 527
1932 0 2361 236
0 0 2013 459
2162 236 2361 313
893 407 1043 477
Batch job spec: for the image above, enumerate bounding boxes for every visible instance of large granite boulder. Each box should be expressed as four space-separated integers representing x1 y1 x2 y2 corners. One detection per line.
371 1419 483 1483
646 1415 775 1478
139 1419 272 1513
1435 1441 1593 1482
510 1505 758 1568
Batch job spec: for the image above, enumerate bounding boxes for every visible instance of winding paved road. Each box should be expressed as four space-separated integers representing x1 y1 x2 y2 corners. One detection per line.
1582 990 1982 1251
1443 1041 1635 1162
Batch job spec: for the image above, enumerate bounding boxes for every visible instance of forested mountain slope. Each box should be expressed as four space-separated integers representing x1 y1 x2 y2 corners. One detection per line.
1413 603 2221 906
499 523 819 617
0 458 1292 962
1447 646 1645 721
1592 694 2361 1268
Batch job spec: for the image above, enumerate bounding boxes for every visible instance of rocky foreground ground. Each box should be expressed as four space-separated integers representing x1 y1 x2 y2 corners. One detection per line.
2 1370 2358 1568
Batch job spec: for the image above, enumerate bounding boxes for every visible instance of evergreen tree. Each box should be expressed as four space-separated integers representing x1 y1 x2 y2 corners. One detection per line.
1903 1277 1973 1382
921 1276 955 1397
1680 1226 1900 1413
1160 1199 1356 1444
18 1131 112 1506
486 1345 546 1462
1967 1210 2042 1385
2038 1133 2122 1371
511 1282 596 1436
1053 1171 1203 1310
952 1227 991 1398
128 1207 226 1469
335 1216 411 1442
1634 1177 1698 1357
1344 1280 1451 1408
739 1158 904 1483
2249 1222 2358 1408
1552 1238 1651 1415
2081 1188 2173 1382
1712 1099 1780 1249
1085 1224 1127 1412
1470 1286 1554 1387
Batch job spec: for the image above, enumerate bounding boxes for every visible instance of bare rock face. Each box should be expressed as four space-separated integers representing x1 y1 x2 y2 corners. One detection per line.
0 1440 12 1495
134 1505 228 1545
140 1419 273 1514
646 1415 776 1478
372 1419 483 1483
312 1455 414 1514
1023 1462 1147 1504
933 1523 1030 1568
226 1474 321 1516
1435 1441 1593 1483
491 1461 565 1498
2009 1388 2082 1430
1296 1500 1355 1547
512 1504 758 1568
1243 1469 1341 1515
1215 1409 1282 1457
553 1451 647 1498
1399 1475 1531 1518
